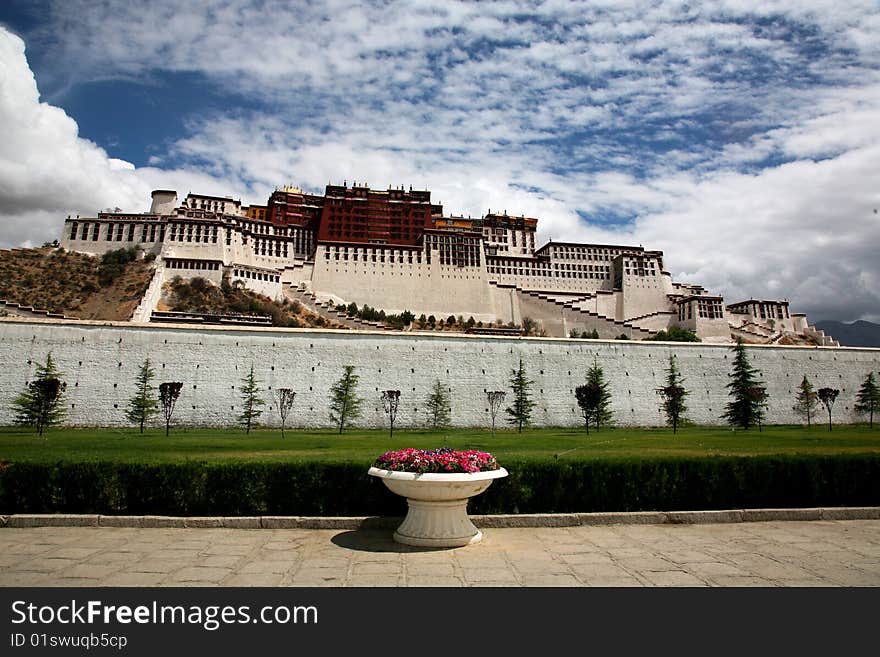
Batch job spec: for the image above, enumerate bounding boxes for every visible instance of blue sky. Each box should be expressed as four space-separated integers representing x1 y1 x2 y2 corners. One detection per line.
0 0 878 323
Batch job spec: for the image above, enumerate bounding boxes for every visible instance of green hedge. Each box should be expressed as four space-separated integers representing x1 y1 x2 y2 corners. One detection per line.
1 455 878 516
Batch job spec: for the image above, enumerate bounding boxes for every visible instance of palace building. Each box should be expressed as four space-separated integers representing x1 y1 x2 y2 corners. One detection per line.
58 183 836 345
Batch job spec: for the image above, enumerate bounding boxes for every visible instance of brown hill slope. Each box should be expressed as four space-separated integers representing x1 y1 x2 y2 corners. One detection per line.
0 247 153 321
162 276 346 329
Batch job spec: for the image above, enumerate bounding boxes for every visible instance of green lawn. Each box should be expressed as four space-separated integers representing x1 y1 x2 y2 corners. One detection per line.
1 424 878 464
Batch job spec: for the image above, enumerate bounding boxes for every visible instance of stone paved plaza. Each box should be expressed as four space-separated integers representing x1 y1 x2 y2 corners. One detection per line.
1 519 879 587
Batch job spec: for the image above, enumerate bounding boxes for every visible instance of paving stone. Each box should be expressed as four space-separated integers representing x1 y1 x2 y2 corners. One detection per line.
239 561 296 575
15 557 79 573
569 563 637 579
708 576 777 587
61 564 123 579
225 573 287 586
147 549 201 561
520 573 583 586
198 555 243 568
404 562 456 577
679 561 749 577
100 572 166 586
461 567 519 583
131 560 193 574
559 552 615 565
657 550 719 564
352 562 402 575
50 547 103 559
406 576 465 587
86 551 142 565
347 574 404 587
640 570 709 587
42 577 103 587
166 566 232 583
0 518 877 587
616 557 677 572
582 576 644 587
0 572 52 586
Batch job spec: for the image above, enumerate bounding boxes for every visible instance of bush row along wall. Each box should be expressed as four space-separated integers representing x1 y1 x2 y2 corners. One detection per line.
1 456 878 515
0 318 878 428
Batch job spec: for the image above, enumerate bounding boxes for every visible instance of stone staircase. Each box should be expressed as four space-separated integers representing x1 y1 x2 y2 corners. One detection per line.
0 299 75 320
282 284 396 331
511 285 656 339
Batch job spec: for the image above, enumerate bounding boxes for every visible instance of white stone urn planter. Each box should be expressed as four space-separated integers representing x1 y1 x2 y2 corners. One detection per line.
368 467 509 547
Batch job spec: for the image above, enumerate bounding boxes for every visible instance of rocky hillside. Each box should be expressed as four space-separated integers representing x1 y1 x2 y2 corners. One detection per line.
162 276 346 329
0 246 153 321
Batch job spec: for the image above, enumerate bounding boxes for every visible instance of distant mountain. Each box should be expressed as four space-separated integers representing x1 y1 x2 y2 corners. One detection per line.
814 320 880 348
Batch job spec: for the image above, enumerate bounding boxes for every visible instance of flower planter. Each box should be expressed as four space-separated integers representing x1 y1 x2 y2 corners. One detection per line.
368 466 508 547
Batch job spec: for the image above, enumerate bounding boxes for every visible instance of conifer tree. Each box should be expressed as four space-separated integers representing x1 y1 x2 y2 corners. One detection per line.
793 375 818 428
126 358 159 433
12 353 67 436
584 357 613 430
329 365 363 434
425 380 452 429
854 372 880 428
238 365 265 434
722 339 766 430
656 353 688 433
505 359 535 433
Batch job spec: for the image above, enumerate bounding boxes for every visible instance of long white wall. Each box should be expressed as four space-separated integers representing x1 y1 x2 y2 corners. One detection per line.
0 318 877 430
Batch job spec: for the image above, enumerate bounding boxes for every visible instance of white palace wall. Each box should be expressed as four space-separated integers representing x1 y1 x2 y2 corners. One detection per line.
0 318 877 430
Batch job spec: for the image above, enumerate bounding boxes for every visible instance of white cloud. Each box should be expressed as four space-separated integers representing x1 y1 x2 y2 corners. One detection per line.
3 2 880 324
0 28 265 246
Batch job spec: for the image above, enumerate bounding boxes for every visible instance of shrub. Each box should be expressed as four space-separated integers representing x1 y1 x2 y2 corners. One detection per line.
1 455 878 516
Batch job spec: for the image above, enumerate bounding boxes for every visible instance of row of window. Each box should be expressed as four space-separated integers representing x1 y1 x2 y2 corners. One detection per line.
551 247 632 262
253 239 289 258
165 259 220 271
168 223 219 244
323 245 424 265
232 269 281 283
679 300 725 321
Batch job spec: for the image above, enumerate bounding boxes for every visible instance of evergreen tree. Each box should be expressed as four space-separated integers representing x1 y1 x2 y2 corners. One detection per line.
583 357 613 430
158 381 183 437
238 365 265 434
722 339 766 429
656 353 688 433
12 353 66 436
126 358 159 433
793 375 818 428
854 372 880 428
425 380 452 429
329 365 363 434
817 387 840 432
505 359 535 433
